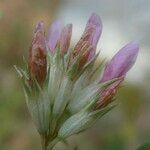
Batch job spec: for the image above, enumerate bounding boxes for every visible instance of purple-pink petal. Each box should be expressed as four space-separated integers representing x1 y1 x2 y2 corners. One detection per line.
101 41 139 82
47 21 62 53
86 13 102 59
86 13 102 48
60 24 72 54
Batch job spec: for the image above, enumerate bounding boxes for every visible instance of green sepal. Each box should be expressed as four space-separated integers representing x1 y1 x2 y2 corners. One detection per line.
52 77 72 118
89 59 106 83
68 78 120 114
58 105 115 139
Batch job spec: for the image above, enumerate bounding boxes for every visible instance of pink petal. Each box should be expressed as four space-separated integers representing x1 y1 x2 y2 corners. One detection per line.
86 13 102 48
60 24 72 54
101 41 139 82
86 13 102 59
47 21 62 53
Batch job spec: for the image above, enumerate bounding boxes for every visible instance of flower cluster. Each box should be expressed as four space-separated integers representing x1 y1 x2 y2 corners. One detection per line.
16 13 139 150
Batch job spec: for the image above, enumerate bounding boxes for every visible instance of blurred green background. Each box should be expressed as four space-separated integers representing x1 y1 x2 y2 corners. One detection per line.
0 0 150 149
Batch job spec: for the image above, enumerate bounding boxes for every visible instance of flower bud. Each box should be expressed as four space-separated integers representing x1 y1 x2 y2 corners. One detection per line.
101 41 139 82
73 13 102 60
28 22 47 85
69 13 102 70
86 13 102 58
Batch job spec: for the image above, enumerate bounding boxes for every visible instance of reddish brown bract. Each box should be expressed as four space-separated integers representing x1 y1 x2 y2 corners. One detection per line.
28 22 47 85
96 78 124 109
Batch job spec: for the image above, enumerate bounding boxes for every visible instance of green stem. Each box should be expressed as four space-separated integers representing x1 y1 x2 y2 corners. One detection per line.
42 144 47 150
47 146 53 150
41 135 48 150
48 138 59 150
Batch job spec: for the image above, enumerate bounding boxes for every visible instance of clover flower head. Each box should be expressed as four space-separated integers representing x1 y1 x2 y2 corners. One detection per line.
16 13 139 150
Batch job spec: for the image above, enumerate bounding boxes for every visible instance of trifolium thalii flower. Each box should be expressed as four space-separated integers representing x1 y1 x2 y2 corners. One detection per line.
15 13 139 150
